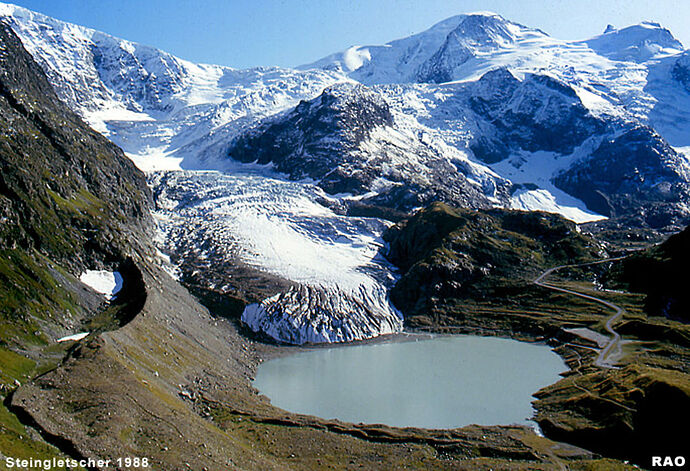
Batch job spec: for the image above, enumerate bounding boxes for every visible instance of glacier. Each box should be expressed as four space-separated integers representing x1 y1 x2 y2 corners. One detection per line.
151 170 402 344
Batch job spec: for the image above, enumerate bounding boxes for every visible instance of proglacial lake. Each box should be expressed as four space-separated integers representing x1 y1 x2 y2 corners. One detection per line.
254 335 567 429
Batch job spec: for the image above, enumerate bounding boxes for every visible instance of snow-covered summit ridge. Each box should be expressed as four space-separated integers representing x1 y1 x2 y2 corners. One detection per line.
302 12 547 84
582 22 684 63
303 10 687 99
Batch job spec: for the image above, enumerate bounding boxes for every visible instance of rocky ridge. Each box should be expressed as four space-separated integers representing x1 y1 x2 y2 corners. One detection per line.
0 17 151 347
227 83 508 211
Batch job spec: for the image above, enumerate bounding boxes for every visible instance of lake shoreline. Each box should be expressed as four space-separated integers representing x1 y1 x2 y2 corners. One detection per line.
252 333 567 430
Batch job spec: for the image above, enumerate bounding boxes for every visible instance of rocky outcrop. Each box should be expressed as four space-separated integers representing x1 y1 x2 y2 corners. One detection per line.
467 69 606 161
554 126 690 227
227 83 508 211
229 83 394 189
671 52 690 93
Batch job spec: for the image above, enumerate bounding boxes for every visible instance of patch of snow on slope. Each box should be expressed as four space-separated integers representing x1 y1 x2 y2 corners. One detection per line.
674 146 690 160
80 270 123 300
645 57 690 147
126 151 183 172
490 147 607 223
342 46 371 71
510 189 606 224
57 332 89 343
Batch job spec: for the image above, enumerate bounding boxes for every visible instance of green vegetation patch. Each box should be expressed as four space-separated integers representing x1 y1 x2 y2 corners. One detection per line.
384 202 602 317
0 249 89 347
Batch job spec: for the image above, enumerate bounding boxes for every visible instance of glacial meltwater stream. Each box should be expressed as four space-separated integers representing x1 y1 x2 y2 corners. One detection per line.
254 335 567 429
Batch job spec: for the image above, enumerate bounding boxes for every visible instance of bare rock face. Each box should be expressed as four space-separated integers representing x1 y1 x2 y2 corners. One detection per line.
672 52 690 93
229 83 394 189
553 126 690 227
227 82 509 212
467 69 606 161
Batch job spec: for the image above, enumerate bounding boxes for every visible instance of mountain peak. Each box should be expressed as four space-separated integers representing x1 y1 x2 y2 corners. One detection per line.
303 12 545 84
451 13 517 45
422 11 505 31
584 21 684 62
415 13 535 83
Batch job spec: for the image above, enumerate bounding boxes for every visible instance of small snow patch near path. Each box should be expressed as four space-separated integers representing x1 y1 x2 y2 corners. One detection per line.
57 332 89 343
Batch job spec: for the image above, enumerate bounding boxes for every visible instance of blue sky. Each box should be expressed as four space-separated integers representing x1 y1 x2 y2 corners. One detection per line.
9 0 690 68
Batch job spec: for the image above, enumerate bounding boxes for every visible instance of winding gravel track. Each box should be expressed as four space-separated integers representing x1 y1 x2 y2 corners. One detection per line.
534 257 628 368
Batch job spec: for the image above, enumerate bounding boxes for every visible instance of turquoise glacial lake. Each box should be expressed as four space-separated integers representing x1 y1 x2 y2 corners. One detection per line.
253 335 566 429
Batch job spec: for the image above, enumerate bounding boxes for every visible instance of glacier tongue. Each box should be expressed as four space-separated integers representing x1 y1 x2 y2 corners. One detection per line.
242 284 402 344
152 170 403 345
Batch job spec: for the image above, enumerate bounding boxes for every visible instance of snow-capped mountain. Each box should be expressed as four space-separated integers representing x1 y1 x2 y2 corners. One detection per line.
302 13 546 84
302 12 690 227
308 13 690 145
2 3 690 343
582 22 684 63
0 3 346 170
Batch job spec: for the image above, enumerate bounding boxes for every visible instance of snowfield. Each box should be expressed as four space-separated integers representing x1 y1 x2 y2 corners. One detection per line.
57 332 90 343
79 270 123 301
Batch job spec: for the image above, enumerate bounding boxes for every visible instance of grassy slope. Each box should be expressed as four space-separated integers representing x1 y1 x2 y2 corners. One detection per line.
384 202 602 319
0 21 150 466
